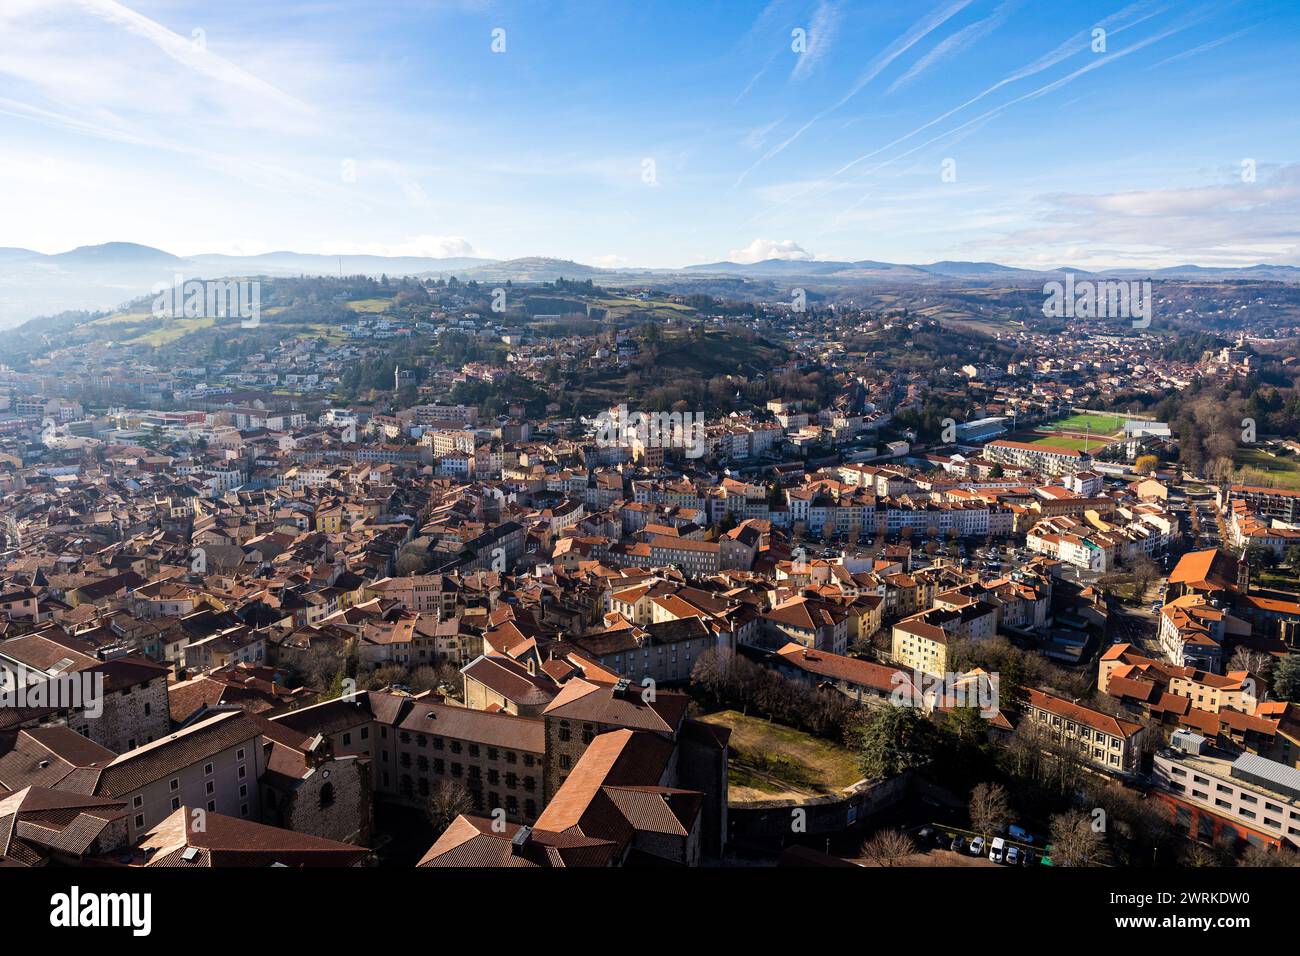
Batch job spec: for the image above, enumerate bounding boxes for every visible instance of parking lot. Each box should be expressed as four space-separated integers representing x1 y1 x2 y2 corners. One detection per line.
907 823 1049 867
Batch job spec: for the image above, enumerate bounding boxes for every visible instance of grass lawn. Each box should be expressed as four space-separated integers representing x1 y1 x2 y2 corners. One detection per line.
1039 412 1126 436
127 316 216 345
346 298 392 313
1257 569 1300 592
696 710 861 803
1233 448 1300 490
89 310 153 326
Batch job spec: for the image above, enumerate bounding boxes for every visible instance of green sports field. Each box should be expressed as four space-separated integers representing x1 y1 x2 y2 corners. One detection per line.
1037 413 1126 436
1026 433 1102 451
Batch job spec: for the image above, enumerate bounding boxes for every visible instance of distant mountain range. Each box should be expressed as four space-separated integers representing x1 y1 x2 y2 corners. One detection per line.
683 257 1300 283
1 241 1298 329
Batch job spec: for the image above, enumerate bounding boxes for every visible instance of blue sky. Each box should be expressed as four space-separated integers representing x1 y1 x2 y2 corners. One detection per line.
1 0 1297 269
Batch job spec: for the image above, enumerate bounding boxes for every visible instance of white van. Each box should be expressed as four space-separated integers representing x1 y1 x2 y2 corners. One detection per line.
988 837 1006 863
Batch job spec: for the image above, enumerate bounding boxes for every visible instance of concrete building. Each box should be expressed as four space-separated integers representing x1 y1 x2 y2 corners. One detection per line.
1154 742 1300 850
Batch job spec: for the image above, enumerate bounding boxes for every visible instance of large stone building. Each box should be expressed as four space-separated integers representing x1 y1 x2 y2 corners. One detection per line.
274 692 547 824
0 630 171 754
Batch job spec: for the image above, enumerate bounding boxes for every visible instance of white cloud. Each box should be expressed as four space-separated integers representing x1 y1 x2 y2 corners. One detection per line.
975 164 1300 268
76 0 312 114
728 238 814 263
791 1 843 81
735 0 973 186
887 0 1018 95
742 118 784 151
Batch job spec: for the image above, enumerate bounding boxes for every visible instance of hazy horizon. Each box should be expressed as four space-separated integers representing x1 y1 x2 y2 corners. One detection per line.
2 0 1298 272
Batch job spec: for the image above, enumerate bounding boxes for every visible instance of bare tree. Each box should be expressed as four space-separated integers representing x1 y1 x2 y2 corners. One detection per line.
434 662 465 699
426 779 474 837
300 640 348 691
968 782 1011 837
860 827 916 867
1048 810 1105 867
1180 841 1220 867
1241 842 1300 868
409 665 439 694
1129 553 1160 600
364 664 409 691
395 537 435 575
1229 647 1272 681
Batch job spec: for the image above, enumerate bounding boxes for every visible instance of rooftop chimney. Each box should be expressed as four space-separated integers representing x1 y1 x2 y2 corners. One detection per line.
510 826 532 854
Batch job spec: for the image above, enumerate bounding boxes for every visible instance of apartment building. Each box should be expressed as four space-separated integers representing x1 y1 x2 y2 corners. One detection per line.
1222 484 1300 524
647 534 721 577
984 439 1092 476
568 616 716 685
890 599 997 677
1025 689 1145 776
758 595 848 655
1225 497 1300 557
1158 594 1252 674
83 711 266 843
365 574 459 616
1100 642 1259 716
1154 743 1300 850
878 500 991 538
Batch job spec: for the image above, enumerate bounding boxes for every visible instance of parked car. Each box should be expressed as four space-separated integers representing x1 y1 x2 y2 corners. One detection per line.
1019 849 1036 867
918 827 935 845
1005 845 1020 866
969 836 985 856
1007 825 1034 844
988 837 1005 863
950 835 967 853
